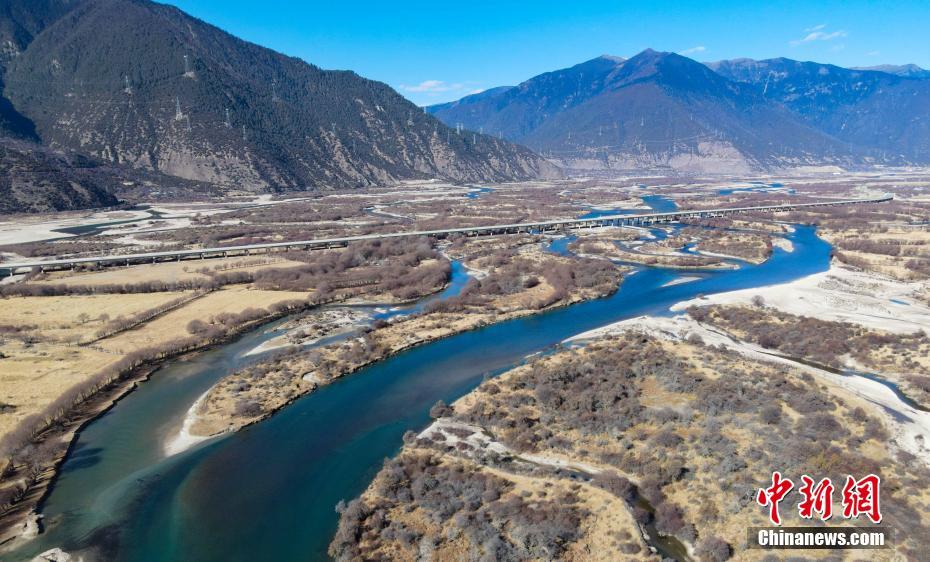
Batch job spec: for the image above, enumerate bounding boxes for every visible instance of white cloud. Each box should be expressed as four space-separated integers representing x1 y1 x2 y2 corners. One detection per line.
679 45 706 55
790 26 847 46
866 50 880 57
399 80 464 93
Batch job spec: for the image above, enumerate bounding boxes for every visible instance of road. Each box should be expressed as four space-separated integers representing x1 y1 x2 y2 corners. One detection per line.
0 195 892 275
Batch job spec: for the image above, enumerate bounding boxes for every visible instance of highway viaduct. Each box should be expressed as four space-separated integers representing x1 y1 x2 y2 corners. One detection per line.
0 195 892 277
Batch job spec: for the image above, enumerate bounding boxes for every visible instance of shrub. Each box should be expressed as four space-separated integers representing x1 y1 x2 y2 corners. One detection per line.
695 536 732 562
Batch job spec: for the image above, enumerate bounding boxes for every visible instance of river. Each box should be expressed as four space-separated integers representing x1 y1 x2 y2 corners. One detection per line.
9 224 832 562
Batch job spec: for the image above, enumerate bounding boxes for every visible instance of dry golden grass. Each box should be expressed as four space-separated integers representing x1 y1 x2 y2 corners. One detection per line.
0 341 119 437
0 284 309 440
0 291 204 436
821 226 930 281
38 256 306 286
97 285 311 353
0 292 191 343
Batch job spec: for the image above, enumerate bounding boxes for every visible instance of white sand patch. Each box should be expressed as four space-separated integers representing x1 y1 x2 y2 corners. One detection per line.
245 308 370 356
662 276 701 288
772 237 794 252
97 217 193 237
0 209 151 245
301 372 322 384
164 391 215 456
419 419 604 474
567 314 930 464
31 547 72 562
689 249 745 261
368 206 409 220
584 199 648 211
419 419 510 455
460 262 488 279
671 263 930 334
244 336 294 357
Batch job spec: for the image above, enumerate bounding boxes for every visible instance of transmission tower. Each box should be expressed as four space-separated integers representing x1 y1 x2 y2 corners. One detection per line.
123 75 132 95
225 108 232 128
174 97 184 121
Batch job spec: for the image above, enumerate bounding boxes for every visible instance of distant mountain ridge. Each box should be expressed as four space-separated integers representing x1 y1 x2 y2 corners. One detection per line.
0 0 557 213
851 64 930 79
708 57 930 162
429 50 930 172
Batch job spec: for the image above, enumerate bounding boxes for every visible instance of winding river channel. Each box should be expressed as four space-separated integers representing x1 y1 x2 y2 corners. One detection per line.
11 223 833 562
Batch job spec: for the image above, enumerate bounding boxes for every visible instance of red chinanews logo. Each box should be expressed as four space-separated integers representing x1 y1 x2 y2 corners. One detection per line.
756 472 882 525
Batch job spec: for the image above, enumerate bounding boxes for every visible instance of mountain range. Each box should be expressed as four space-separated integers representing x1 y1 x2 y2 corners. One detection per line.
3 1 928 214
429 50 930 173
0 0 556 213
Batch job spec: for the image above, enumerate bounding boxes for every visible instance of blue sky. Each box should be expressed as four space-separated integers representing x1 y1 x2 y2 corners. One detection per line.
167 0 930 106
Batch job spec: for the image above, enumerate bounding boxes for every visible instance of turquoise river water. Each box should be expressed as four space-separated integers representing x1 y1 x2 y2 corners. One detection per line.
8 225 832 562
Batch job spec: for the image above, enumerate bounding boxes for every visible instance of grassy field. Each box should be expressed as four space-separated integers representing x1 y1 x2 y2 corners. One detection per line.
38 256 306 286
0 292 191 343
0 342 118 437
0 283 310 440
97 286 311 353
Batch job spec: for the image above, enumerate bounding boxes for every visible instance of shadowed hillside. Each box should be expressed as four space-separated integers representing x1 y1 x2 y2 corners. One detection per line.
0 0 558 212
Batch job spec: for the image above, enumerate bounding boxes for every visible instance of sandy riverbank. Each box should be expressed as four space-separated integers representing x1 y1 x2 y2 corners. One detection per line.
244 307 371 357
185 262 625 441
163 391 216 456
672 262 930 334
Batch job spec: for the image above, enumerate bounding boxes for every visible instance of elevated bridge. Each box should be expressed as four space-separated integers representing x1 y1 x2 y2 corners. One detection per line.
0 195 892 276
